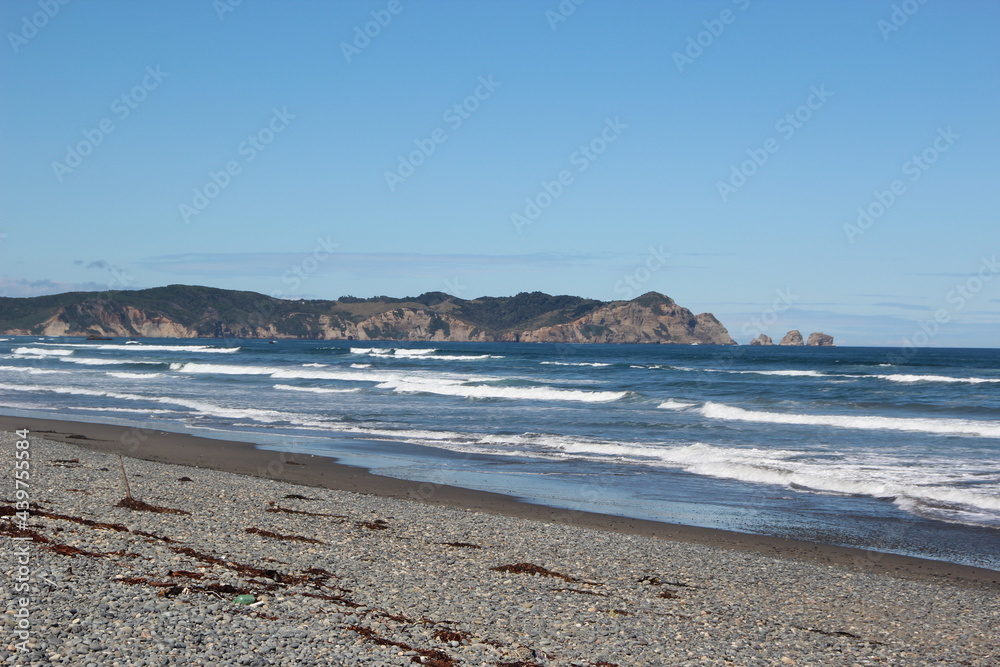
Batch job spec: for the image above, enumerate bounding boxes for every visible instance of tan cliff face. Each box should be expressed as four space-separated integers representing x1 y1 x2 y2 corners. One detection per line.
0 288 737 345
507 299 736 345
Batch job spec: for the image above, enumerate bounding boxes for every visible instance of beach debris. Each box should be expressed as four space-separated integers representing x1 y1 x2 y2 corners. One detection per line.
245 526 325 544
432 628 471 644
356 518 390 530
233 594 257 605
265 503 347 519
491 563 579 582
283 493 316 500
439 542 481 549
49 458 82 466
177 476 193 482
116 496 190 515
118 454 133 500
346 625 456 666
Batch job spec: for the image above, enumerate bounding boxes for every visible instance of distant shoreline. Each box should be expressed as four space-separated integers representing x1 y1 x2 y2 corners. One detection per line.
3 413 996 586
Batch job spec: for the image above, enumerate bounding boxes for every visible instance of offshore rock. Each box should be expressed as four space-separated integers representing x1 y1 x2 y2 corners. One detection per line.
749 334 774 346
807 332 834 346
779 330 804 346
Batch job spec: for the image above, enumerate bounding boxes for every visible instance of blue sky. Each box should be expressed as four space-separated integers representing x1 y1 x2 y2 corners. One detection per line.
1 0 997 346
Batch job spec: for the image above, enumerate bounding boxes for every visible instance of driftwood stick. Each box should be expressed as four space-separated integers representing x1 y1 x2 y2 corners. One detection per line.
118 454 133 500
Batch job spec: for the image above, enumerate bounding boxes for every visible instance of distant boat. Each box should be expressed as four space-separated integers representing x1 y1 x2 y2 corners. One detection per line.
268 340 277 344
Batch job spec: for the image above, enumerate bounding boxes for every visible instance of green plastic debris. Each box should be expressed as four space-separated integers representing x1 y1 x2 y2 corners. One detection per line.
234 594 256 605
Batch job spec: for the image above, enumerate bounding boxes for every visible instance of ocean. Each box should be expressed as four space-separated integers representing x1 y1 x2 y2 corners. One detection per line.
1 336 998 570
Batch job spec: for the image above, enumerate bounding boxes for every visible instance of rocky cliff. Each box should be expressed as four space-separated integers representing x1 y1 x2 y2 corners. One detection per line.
0 286 736 345
509 294 735 344
806 332 834 346
748 334 774 346
779 330 804 346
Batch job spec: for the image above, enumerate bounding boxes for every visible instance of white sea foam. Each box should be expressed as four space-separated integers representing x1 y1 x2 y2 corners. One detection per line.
106 372 164 380
657 399 696 410
13 347 74 357
0 382 327 427
693 368 826 378
62 357 163 366
32 343 240 353
170 361 490 386
302 363 328 368
696 401 1000 438
541 361 612 367
0 365 65 375
350 363 372 369
377 377 628 403
873 373 1000 384
350 347 494 361
72 406 179 415
273 384 360 394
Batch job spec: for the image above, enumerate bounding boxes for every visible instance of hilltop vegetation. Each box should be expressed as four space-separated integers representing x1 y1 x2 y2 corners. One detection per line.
0 284 735 345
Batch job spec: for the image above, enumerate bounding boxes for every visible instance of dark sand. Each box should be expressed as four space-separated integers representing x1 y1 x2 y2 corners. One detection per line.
3 414 997 588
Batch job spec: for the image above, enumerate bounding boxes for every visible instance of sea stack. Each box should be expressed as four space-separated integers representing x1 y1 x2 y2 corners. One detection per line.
749 334 774 346
807 332 834 346
779 330 804 346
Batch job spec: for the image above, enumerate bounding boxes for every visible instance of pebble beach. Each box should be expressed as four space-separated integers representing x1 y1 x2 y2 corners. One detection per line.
2 427 998 667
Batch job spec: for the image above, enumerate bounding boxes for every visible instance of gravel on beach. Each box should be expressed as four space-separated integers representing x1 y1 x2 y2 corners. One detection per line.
2 432 998 666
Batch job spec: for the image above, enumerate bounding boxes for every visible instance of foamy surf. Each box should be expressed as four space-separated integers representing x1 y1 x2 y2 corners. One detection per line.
873 373 1000 384
13 347 74 357
697 401 1000 438
377 378 628 403
273 384 361 394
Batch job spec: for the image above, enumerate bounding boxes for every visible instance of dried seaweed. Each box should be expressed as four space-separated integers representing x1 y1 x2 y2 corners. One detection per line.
302 592 362 608
356 519 390 530
433 628 471 644
491 563 578 582
346 626 455 666
266 505 347 519
439 542 481 549
116 497 189 515
245 526 325 544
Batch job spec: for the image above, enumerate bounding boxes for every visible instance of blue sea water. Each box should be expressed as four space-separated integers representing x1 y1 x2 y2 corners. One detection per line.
1 336 998 570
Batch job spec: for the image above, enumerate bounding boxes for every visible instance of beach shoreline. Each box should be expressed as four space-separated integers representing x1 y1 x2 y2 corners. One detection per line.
2 413 996 588
2 423 998 665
